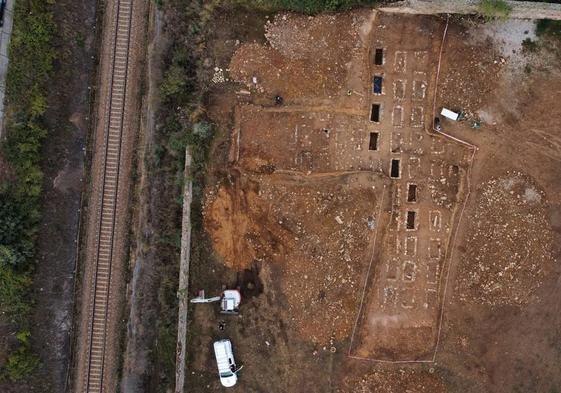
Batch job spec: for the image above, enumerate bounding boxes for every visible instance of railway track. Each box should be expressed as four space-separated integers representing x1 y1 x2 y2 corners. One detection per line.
83 0 133 391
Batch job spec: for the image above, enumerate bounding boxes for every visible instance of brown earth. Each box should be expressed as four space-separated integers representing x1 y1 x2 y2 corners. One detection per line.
185 8 561 393
457 172 554 306
339 367 448 393
205 169 381 343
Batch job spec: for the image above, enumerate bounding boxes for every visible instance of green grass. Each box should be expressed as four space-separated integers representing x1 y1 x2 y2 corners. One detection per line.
478 0 512 21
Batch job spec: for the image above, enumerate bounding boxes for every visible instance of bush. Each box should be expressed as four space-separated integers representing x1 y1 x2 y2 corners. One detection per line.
521 38 538 53
478 0 512 21
1 330 40 381
269 0 380 14
2 121 48 200
160 64 189 98
6 0 56 112
0 266 32 317
229 0 381 14
537 19 561 40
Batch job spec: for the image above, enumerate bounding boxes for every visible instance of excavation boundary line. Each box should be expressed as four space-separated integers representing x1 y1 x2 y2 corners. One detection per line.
347 185 387 358
84 0 134 391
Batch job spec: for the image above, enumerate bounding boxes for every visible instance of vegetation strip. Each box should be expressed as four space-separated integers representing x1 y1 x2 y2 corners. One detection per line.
0 0 56 382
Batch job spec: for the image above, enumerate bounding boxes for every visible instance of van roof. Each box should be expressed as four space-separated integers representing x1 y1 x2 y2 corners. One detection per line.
213 339 234 373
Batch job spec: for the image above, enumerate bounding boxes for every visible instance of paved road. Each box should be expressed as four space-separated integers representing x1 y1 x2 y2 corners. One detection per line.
0 0 15 138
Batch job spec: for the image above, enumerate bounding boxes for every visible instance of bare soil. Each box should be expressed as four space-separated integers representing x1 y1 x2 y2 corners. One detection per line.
185 8 561 393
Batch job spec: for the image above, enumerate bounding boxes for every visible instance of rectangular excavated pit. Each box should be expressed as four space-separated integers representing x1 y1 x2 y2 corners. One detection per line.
370 104 381 122
374 48 384 65
373 76 383 94
407 184 417 202
392 106 403 127
390 158 400 178
394 80 406 100
406 210 416 230
369 132 379 151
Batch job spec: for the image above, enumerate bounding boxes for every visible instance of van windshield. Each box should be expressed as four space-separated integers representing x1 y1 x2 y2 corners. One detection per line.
220 371 234 378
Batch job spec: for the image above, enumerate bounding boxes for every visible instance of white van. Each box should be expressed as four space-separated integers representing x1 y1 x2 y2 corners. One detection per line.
213 339 238 387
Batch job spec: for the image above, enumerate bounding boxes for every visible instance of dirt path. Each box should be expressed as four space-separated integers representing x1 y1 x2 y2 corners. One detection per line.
119 4 169 392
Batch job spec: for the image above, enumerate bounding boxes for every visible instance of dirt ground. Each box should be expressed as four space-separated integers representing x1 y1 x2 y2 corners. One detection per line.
186 9 561 393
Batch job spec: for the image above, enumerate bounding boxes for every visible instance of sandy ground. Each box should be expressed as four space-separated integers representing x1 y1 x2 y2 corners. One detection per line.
184 9 561 393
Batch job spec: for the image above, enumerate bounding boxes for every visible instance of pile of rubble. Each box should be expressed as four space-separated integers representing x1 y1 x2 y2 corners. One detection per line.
228 11 370 100
339 368 447 393
457 172 554 306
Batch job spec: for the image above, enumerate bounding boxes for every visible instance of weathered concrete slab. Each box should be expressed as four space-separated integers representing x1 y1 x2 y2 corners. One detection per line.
381 0 561 20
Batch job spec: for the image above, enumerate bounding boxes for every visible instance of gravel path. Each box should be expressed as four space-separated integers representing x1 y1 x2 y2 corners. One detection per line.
381 0 561 20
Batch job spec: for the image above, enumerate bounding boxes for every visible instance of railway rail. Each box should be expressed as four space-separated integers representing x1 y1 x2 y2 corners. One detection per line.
83 0 133 391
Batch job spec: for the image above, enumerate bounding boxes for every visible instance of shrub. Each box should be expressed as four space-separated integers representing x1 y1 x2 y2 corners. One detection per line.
160 64 189 98
0 266 32 317
2 330 40 381
521 38 538 53
230 0 382 14
537 19 561 40
478 0 512 21
6 0 56 112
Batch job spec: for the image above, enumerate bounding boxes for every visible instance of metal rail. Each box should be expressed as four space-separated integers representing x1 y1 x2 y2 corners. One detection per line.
84 0 133 391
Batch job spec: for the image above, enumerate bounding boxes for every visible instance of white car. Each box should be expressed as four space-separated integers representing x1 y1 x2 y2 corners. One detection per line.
213 339 239 387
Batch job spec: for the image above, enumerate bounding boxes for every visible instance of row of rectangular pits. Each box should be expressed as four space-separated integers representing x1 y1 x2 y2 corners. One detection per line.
385 253 442 284
390 209 444 233
371 76 428 101
388 156 459 179
382 284 439 310
372 48 430 73
369 104 425 128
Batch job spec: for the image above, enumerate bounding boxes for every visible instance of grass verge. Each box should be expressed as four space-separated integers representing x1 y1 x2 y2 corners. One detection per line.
478 0 512 21
0 0 56 382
